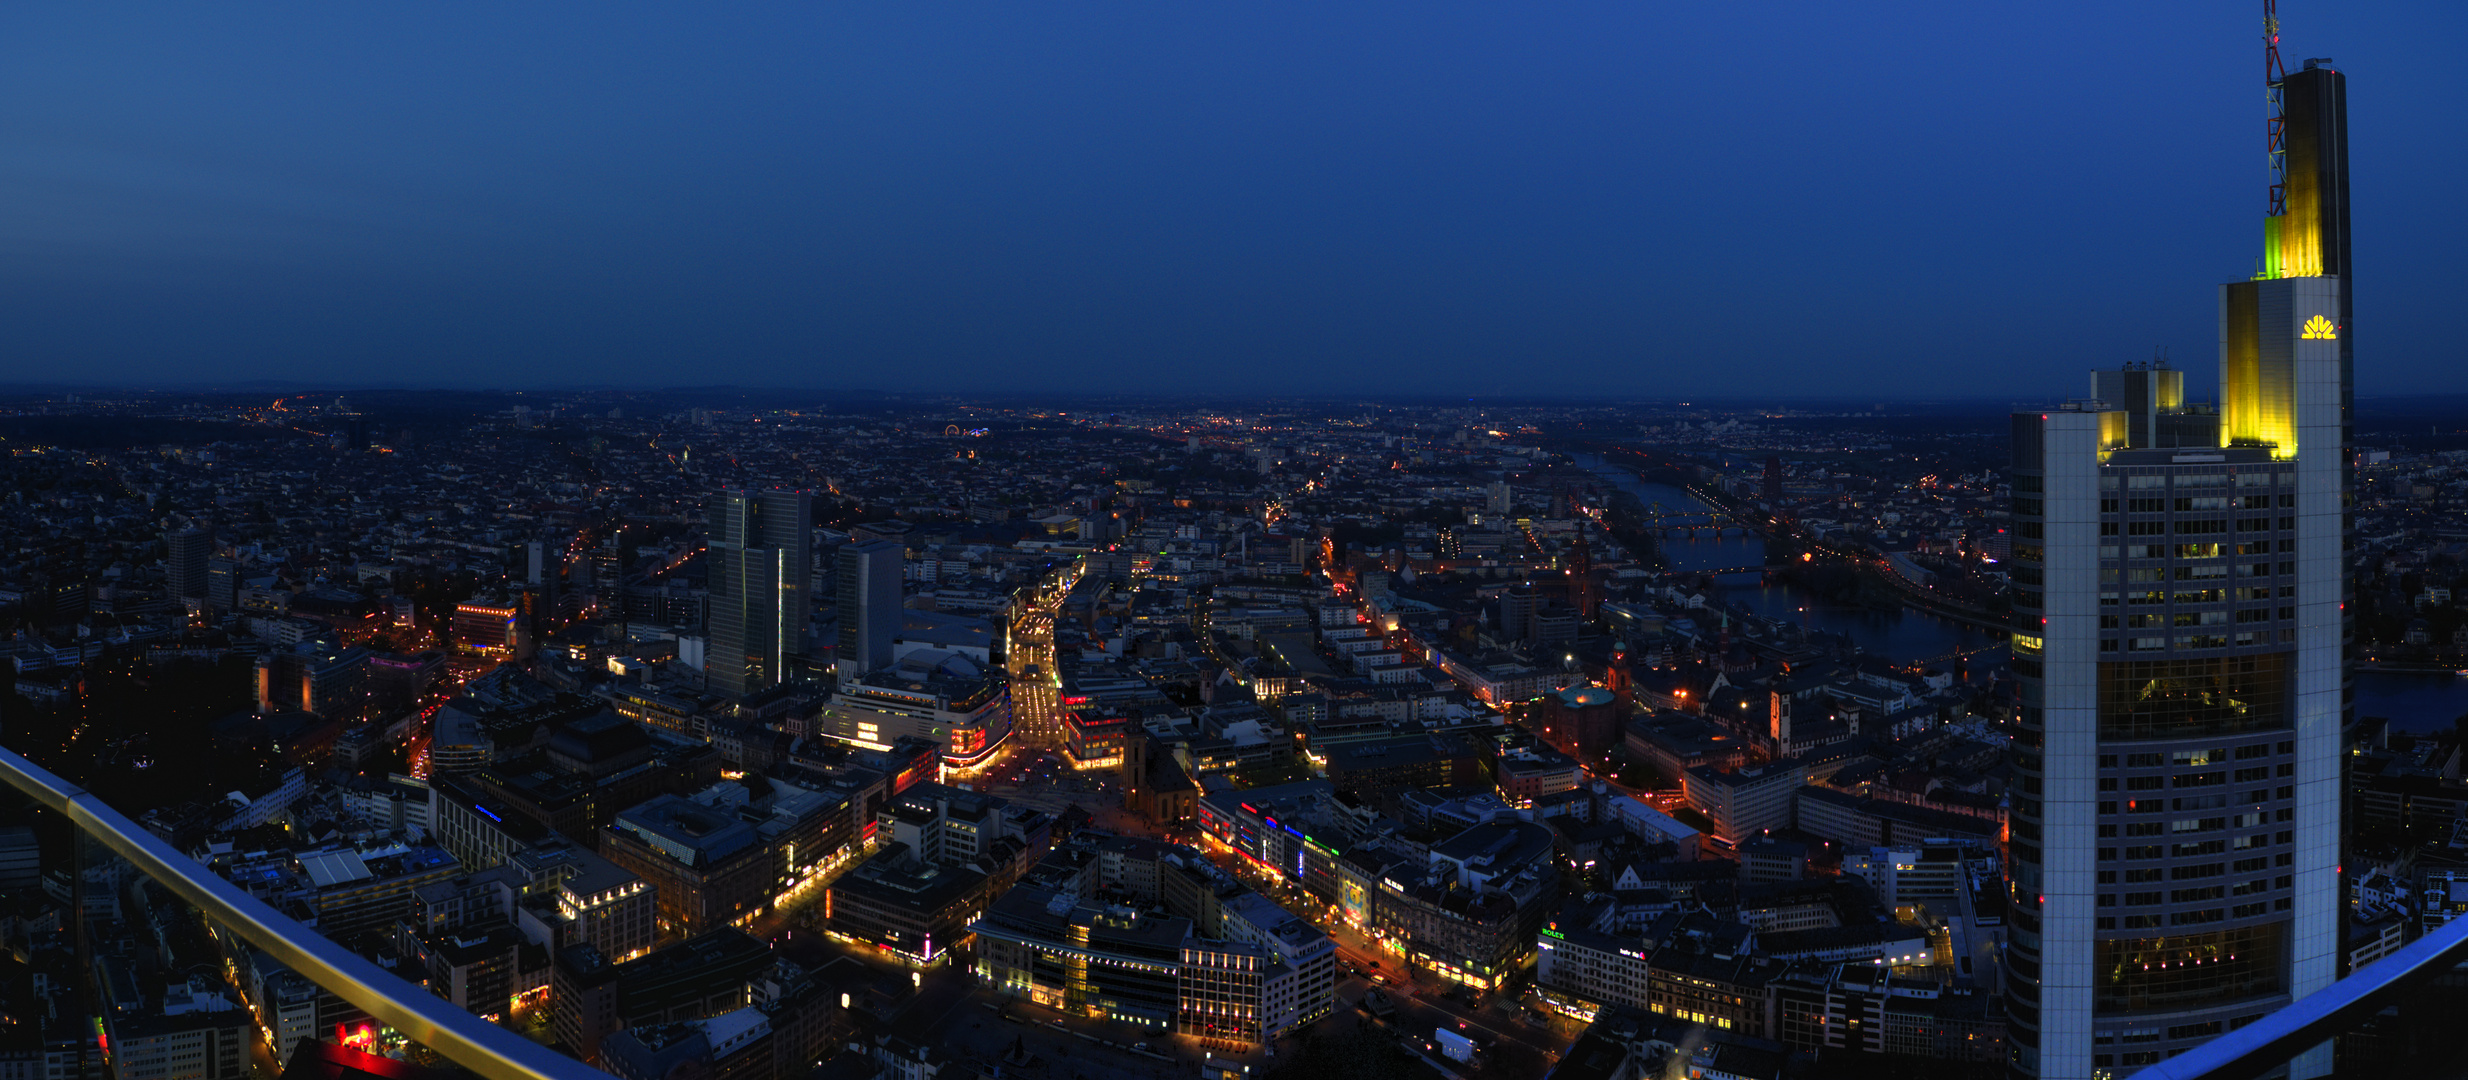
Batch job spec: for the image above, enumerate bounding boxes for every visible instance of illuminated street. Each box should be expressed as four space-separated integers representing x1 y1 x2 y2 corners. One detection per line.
1004 559 1080 748
1191 824 1568 1071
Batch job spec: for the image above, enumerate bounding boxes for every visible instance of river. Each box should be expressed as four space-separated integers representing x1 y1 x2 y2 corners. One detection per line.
1577 453 1997 666
2356 672 2468 736
1578 453 2465 730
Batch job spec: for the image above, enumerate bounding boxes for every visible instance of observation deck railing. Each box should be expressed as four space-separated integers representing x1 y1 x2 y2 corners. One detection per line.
2125 905 2468 1080
0 745 610 1080
13 730 2467 1080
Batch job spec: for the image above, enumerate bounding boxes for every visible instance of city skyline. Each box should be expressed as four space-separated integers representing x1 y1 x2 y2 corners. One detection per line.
5 6 2468 1080
0 3 2460 397
8 364 2468 1078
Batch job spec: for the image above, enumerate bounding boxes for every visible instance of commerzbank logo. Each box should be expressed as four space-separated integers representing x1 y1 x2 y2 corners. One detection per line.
2301 315 2338 340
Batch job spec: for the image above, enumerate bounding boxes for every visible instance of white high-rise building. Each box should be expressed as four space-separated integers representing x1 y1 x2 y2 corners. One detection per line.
2002 57 2350 1080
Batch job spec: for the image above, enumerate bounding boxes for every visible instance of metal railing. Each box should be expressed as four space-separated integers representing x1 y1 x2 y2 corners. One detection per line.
0 745 609 1080
2130 911 2468 1080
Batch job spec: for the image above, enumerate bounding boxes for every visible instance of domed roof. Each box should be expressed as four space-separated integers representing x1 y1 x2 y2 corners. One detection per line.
1558 685 1616 708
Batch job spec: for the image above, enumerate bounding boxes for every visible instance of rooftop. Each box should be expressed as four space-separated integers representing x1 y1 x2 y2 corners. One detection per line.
612 795 758 867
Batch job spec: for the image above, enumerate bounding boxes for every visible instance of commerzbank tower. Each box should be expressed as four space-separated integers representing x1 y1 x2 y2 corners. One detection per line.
2000 13 2352 1080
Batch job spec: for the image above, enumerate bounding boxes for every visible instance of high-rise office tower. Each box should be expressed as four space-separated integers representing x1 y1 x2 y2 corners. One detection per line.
2003 56 2348 1080
166 527 212 603
205 559 238 614
835 540 902 678
525 539 560 618
706 489 812 697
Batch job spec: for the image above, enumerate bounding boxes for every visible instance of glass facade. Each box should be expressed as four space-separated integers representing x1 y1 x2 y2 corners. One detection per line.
2096 655 2290 740
2007 424 2340 1077
2093 925 2285 1013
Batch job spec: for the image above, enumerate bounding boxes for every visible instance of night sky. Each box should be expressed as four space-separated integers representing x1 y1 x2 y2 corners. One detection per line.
0 3 2459 399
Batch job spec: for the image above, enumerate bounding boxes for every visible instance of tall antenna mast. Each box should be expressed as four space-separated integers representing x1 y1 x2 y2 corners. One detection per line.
2264 1 2288 218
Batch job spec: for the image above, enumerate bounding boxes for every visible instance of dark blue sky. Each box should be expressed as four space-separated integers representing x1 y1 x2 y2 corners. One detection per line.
0 3 2457 398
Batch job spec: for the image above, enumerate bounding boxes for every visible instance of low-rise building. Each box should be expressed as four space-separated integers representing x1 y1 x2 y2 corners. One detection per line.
973 882 1331 1047
1682 763 1806 844
974 887 1188 1030
1537 904 1651 1019
1357 820 1560 990
1495 746 1583 806
553 847 658 964
214 843 463 942
1539 684 1622 763
601 782 852 938
103 981 251 1080
1064 707 1133 769
1841 843 1969 906
823 843 988 968
1774 965 2001 1063
396 922 526 1020
818 652 1012 769
552 929 774 1064
1322 735 1483 813
598 982 834 1080
876 782 1050 890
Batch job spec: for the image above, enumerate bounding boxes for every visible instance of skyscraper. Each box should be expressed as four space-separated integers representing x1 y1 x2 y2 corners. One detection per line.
525 539 560 625
206 558 238 614
835 540 902 678
706 489 812 697
2002 56 2348 1080
166 527 212 604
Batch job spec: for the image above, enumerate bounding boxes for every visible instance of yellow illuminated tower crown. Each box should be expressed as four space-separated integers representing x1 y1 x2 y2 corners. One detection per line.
2222 58 2349 459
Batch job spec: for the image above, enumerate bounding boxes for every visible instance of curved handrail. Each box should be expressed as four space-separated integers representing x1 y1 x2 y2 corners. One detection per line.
0 745 609 1080
2129 911 2468 1080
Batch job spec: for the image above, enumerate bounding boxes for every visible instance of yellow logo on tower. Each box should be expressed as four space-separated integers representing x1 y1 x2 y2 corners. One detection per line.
2301 315 2337 340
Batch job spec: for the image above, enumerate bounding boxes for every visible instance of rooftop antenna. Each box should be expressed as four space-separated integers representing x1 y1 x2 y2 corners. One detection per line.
2256 0 2292 281
2264 0 2288 220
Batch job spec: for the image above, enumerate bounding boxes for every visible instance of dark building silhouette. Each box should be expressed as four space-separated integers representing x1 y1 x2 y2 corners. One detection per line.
835 539 902 678
167 527 212 604
707 489 812 697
